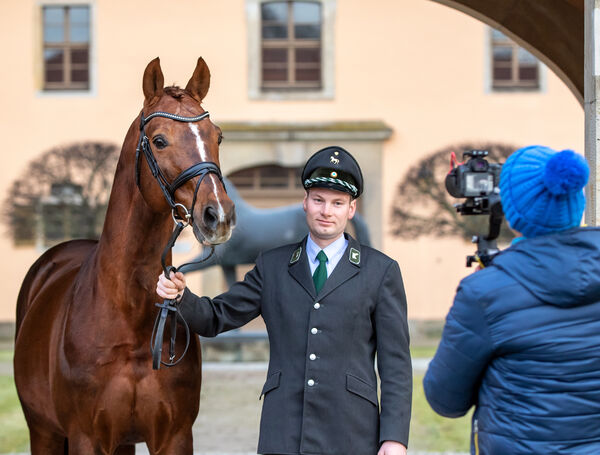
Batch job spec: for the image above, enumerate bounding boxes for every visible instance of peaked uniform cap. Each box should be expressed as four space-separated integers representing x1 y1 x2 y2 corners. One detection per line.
302 146 364 197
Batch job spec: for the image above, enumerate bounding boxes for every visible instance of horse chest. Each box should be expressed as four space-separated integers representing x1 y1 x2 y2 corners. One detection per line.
57 354 188 429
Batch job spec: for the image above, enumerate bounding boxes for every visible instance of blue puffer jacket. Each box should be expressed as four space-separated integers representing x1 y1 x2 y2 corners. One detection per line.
424 227 600 454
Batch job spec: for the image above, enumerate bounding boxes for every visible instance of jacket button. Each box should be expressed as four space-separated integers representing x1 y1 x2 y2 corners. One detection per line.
309 353 317 360
314 302 321 309
311 327 318 335
307 379 315 386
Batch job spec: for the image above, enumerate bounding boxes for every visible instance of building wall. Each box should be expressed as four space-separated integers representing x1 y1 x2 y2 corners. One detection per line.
0 0 583 321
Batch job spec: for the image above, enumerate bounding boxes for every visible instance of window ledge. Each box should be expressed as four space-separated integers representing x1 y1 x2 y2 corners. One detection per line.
249 86 334 101
220 121 393 142
36 88 97 98
490 86 541 92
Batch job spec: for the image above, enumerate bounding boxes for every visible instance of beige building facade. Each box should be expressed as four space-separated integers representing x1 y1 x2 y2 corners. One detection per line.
0 0 583 322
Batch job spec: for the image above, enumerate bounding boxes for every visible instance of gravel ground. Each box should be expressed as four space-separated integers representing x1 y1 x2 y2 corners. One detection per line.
6 360 460 455
193 365 265 453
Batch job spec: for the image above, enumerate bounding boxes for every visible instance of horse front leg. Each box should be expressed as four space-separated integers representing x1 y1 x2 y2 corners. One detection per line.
67 434 112 455
28 425 67 455
147 430 193 455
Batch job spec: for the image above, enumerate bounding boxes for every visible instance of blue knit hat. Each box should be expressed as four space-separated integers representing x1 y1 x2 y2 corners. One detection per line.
499 145 589 238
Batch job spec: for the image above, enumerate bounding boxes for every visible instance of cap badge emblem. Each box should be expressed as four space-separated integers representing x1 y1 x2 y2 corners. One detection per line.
331 171 338 178
330 156 340 165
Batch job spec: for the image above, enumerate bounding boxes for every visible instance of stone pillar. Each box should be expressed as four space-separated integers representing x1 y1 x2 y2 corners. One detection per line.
585 0 600 225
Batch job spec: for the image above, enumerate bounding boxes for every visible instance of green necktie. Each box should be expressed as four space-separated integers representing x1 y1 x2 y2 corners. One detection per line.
312 250 328 293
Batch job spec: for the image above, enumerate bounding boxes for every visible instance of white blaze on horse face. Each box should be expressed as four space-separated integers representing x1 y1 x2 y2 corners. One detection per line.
188 123 227 223
209 174 227 223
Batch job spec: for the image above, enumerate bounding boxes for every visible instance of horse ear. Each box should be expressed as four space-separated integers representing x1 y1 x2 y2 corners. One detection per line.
143 57 164 103
185 57 211 103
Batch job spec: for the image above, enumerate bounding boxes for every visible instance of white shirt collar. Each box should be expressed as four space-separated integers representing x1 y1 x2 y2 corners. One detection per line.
306 233 348 267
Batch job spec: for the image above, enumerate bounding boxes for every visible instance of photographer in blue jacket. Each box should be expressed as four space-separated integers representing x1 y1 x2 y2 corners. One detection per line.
424 145 600 454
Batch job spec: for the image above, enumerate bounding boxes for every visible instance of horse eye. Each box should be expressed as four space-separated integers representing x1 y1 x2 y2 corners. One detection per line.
217 134 224 145
152 135 168 149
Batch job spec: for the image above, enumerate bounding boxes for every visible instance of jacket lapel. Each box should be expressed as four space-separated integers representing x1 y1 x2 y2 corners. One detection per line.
288 236 316 300
317 234 361 300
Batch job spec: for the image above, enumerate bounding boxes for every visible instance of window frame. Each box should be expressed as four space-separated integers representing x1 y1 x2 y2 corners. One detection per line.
489 28 540 91
38 1 95 96
260 1 322 90
247 0 336 100
229 165 304 199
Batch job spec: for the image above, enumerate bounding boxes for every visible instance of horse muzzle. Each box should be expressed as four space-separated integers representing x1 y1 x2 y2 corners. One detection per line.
192 200 236 245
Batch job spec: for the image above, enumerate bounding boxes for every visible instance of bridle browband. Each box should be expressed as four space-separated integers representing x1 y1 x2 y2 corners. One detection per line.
135 109 225 370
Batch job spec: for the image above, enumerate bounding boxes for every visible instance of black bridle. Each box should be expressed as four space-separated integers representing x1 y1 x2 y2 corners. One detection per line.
135 110 224 222
136 110 225 369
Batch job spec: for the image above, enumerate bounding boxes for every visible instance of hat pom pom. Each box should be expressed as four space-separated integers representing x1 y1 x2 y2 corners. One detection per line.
543 150 589 195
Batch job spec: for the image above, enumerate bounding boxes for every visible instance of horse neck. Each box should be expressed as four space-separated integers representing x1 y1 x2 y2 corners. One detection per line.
96 125 174 297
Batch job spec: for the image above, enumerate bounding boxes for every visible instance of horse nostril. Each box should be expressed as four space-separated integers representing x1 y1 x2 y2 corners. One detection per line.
203 205 219 231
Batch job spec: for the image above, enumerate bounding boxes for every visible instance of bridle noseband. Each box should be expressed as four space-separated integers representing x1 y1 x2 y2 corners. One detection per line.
135 109 226 370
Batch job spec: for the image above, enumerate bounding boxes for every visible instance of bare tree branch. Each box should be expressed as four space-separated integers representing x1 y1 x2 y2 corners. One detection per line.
391 142 516 242
3 142 119 245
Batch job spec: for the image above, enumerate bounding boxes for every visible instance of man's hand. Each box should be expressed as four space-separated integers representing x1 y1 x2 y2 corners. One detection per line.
378 441 407 455
156 271 186 301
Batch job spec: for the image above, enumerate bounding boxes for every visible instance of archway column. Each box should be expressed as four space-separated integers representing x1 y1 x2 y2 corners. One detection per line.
585 0 600 225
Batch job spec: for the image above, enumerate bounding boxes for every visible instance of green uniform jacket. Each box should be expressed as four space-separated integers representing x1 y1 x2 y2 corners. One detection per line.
179 234 412 455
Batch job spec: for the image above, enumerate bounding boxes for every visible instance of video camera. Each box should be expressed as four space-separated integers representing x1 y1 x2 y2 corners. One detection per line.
445 150 504 267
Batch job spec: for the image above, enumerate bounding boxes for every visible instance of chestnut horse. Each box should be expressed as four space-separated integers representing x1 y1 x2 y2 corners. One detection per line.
13 57 235 454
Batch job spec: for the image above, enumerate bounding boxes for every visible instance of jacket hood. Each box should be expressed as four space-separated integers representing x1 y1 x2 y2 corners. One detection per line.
492 227 600 307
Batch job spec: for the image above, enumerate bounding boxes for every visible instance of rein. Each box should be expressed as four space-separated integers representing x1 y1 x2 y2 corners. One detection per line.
136 110 224 369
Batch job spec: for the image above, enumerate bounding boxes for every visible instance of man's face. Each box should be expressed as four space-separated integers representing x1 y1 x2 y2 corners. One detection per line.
303 187 356 245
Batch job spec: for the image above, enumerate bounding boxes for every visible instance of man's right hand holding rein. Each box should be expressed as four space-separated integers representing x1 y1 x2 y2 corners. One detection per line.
156 271 186 301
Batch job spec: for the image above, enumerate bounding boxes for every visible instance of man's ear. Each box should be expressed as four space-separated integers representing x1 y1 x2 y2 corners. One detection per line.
348 198 357 220
302 192 309 212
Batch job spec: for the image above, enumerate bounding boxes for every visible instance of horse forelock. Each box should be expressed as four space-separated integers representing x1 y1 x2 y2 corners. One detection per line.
158 86 207 117
164 85 186 99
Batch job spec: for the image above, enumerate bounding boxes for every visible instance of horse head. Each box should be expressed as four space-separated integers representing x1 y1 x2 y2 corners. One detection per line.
137 57 235 245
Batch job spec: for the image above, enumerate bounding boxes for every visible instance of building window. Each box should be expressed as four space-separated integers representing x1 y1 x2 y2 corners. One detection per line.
5 142 117 248
491 29 539 90
247 0 335 100
11 181 106 248
230 165 303 190
261 1 322 90
40 182 97 246
229 165 304 207
43 5 90 91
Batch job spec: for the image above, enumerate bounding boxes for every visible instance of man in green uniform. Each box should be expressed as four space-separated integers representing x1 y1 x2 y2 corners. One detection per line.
158 146 412 455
